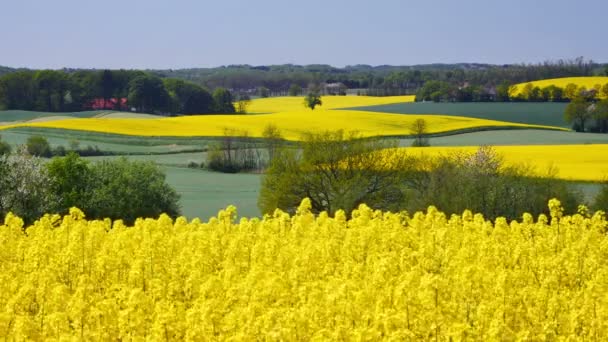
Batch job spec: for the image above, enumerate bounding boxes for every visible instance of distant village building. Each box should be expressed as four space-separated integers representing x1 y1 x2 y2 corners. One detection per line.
89 98 128 110
323 82 348 95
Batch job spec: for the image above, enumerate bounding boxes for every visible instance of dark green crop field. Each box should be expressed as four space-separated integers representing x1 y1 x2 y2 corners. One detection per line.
348 102 569 128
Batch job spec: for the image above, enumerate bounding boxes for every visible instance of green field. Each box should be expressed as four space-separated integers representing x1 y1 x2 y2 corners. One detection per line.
0 127 212 154
162 166 261 219
399 129 608 146
0 110 110 122
349 102 569 128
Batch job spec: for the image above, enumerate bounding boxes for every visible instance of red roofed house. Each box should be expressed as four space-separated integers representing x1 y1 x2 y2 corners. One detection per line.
89 98 129 110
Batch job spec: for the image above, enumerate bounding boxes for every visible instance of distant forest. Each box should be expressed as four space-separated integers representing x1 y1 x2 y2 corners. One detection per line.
0 57 606 114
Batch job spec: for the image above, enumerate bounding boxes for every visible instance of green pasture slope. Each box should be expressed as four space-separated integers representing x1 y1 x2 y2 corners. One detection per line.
349 102 569 128
163 167 261 220
0 110 108 122
398 129 608 146
0 127 211 154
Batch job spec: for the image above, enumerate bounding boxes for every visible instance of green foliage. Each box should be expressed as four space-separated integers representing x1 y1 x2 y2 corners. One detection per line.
0 136 11 156
563 83 579 100
86 157 181 224
259 131 413 216
236 93 251 114
212 88 236 113
406 146 583 220
257 86 270 98
163 78 214 114
495 82 511 102
591 99 608 133
288 84 302 96
410 118 430 147
0 151 182 225
26 135 51 157
304 89 322 110
46 152 92 213
262 124 284 163
416 81 454 102
595 181 608 212
0 148 57 225
564 97 593 132
206 130 260 173
128 74 170 113
601 83 608 98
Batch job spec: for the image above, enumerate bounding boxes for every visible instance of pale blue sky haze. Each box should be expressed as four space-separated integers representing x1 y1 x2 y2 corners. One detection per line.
0 0 605 69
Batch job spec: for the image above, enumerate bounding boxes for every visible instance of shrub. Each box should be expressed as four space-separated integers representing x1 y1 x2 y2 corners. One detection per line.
26 135 51 157
0 147 56 224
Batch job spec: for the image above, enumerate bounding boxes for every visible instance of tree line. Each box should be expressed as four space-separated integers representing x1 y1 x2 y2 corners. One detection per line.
1 58 605 105
0 69 237 114
152 58 604 95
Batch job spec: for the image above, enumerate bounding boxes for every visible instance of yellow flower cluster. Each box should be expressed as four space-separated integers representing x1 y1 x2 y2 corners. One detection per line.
407 144 608 181
1 111 557 141
1 201 607 340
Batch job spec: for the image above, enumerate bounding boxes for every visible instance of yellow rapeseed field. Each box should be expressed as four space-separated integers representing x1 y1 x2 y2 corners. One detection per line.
1 200 607 340
407 144 608 181
0 111 561 140
246 95 415 113
510 76 608 98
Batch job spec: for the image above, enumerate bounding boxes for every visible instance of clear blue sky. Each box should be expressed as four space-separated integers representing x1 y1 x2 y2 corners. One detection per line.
1 0 606 69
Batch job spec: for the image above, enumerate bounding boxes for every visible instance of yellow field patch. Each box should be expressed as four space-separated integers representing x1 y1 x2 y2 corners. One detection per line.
510 76 608 98
0 110 562 141
246 95 416 113
407 144 608 181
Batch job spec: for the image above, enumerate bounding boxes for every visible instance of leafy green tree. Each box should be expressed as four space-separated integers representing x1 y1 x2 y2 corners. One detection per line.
46 152 92 213
563 83 579 100
212 88 236 113
0 147 57 225
164 78 213 114
601 83 608 99
26 135 52 157
495 82 511 102
128 74 170 113
288 84 302 96
259 131 413 215
410 118 430 147
236 93 251 114
262 124 284 164
100 69 114 107
592 99 608 133
0 136 11 156
595 181 608 211
416 81 453 102
257 86 270 98
87 158 181 223
519 83 541 101
564 97 592 132
0 71 37 110
34 70 70 112
407 146 581 220
544 85 564 102
304 88 322 110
